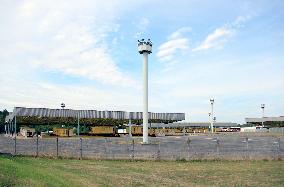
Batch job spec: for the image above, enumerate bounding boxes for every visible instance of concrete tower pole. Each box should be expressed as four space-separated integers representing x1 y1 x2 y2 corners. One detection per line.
143 52 149 143
138 39 152 144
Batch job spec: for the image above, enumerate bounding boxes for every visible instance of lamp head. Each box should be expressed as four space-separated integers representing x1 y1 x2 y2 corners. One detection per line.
138 38 152 54
261 104 265 109
61 103 65 109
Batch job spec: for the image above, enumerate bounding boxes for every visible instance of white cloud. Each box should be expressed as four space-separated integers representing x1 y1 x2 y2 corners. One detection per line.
193 16 250 52
192 27 234 51
156 27 191 63
233 15 251 27
157 38 189 61
0 0 136 87
169 27 192 39
150 57 284 123
0 0 145 113
0 78 141 112
30 24 134 86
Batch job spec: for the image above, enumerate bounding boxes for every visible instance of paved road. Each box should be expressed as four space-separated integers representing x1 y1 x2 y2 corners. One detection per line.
0 134 283 160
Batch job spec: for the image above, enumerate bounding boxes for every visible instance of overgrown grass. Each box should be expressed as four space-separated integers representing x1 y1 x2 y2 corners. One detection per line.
0 155 283 187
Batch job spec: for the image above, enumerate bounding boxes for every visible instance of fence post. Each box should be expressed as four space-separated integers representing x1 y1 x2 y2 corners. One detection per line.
14 115 17 156
132 139 134 161
36 135 39 157
14 136 17 156
157 141 161 161
80 138 83 160
245 136 249 159
110 139 114 159
104 138 107 159
187 137 191 160
278 137 281 160
216 137 220 155
56 137 59 158
126 137 130 158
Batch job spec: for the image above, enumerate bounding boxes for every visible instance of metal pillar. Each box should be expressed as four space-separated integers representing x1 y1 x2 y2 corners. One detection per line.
56 137 59 157
80 138 82 160
36 135 39 157
143 52 149 143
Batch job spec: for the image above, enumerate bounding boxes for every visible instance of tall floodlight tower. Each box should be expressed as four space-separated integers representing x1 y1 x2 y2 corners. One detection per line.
261 104 265 126
138 39 152 144
210 99 214 133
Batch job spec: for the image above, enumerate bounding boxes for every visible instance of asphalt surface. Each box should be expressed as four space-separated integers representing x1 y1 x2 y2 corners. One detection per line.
0 134 283 160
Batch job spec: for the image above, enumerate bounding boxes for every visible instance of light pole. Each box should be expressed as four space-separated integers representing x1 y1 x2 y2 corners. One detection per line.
261 104 265 126
210 99 214 133
61 103 65 128
208 112 211 131
138 39 152 144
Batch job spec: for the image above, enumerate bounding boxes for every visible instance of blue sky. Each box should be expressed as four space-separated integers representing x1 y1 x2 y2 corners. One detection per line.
0 0 283 124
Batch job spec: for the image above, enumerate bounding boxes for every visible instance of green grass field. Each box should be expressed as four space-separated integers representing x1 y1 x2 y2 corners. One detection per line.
0 155 283 187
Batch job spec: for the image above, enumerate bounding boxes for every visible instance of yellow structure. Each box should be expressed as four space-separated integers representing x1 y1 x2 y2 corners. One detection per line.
126 125 143 136
53 128 74 137
163 128 175 136
90 126 115 135
126 125 169 136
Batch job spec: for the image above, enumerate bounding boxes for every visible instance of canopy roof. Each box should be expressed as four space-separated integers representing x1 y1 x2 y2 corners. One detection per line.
151 122 238 128
245 116 284 123
5 107 185 122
